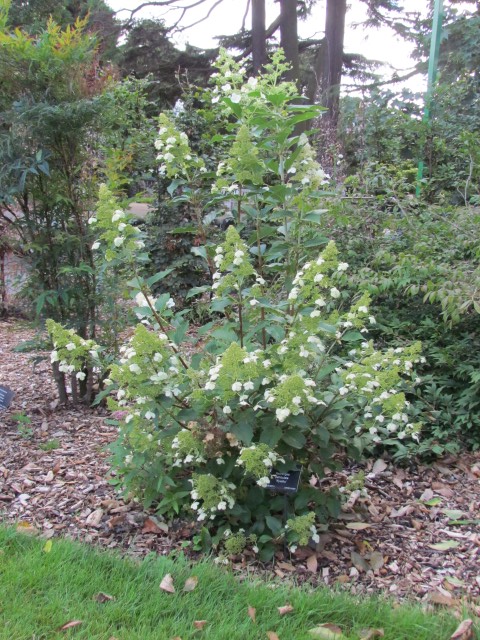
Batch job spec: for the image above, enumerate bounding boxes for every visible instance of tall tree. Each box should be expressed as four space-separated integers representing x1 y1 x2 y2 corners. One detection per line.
320 0 347 127
251 0 266 74
279 0 299 83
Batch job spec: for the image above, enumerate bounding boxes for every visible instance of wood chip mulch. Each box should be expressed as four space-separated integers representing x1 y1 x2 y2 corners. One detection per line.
1 320 479 614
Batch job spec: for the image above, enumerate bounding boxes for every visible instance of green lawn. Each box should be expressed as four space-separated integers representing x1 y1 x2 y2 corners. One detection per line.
0 527 475 640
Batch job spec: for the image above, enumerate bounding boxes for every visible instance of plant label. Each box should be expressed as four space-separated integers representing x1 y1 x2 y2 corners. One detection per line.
0 385 14 411
267 468 301 494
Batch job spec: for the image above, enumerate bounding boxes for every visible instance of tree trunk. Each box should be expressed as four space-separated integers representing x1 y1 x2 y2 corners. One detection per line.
321 0 347 128
279 0 299 85
252 0 267 74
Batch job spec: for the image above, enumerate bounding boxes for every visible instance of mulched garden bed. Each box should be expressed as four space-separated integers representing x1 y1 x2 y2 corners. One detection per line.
1 319 479 614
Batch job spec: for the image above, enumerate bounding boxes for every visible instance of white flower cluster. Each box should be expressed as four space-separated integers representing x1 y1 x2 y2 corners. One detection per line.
236 445 284 487
203 362 223 391
190 481 236 522
171 430 206 467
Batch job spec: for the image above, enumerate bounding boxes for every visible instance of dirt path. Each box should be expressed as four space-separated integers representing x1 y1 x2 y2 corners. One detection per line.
0 320 479 610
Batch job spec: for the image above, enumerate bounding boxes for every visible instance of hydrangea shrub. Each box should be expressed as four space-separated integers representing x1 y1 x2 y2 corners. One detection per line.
49 51 423 558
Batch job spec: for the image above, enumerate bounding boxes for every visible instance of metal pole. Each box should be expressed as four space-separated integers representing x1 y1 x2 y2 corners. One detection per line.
416 0 444 197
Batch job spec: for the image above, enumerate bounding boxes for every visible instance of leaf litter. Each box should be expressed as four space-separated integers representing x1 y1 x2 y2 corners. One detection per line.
1 320 480 609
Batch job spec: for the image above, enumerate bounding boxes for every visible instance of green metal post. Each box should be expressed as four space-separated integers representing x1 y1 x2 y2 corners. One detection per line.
416 0 444 197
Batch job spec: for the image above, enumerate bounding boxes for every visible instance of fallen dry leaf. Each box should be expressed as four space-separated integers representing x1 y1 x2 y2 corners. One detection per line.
308 623 344 638
248 606 256 623
307 554 318 573
277 604 294 615
360 629 384 639
94 592 115 603
371 459 388 475
450 619 474 640
428 591 459 607
142 516 169 535
369 551 384 572
346 522 371 531
428 540 460 551
16 521 38 536
351 551 370 573
193 620 207 630
267 633 280 640
183 576 198 592
160 573 175 594
86 508 104 528
58 620 83 631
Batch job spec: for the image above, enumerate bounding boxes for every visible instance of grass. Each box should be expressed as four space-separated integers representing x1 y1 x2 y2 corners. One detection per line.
0 527 476 640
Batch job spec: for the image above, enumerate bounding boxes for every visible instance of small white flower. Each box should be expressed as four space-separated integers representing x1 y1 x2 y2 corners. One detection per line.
310 309 320 318
337 262 348 272
250 299 259 307
145 411 155 420
330 287 341 299
92 241 100 250
230 93 242 103
288 287 299 301
50 350 59 363
257 476 270 488
358 306 368 314
166 298 175 309
232 382 242 392
314 273 324 283
76 371 86 381
112 210 125 222
114 236 125 247
369 316 376 325
129 363 142 375
243 381 254 391
205 381 216 390
276 407 291 423
88 217 97 225
66 342 75 351
263 360 271 368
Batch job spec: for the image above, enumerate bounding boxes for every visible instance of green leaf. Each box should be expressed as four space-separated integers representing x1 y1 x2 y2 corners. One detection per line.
171 320 189 345
211 327 238 342
265 325 285 342
167 178 186 195
259 423 282 447
442 509 464 521
146 268 174 287
304 210 328 224
282 429 306 449
423 497 443 507
342 330 364 342
169 225 198 235
186 285 210 300
191 246 207 260
230 421 253 445
265 516 283 536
